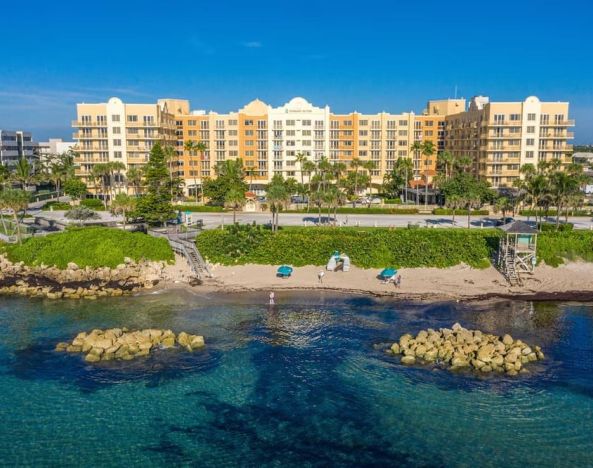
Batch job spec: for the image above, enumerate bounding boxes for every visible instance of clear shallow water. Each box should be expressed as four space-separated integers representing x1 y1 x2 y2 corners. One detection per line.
0 291 592 467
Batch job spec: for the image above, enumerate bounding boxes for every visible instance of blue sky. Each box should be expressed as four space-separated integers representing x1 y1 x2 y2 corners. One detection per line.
1 0 592 142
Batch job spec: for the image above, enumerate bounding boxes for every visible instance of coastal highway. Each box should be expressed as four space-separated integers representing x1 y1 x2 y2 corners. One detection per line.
29 209 593 230
191 212 593 230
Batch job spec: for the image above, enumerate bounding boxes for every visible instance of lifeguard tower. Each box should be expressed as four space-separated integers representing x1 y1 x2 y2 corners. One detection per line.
497 220 538 285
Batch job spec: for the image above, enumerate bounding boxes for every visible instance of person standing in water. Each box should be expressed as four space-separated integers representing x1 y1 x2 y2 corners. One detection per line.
269 291 275 305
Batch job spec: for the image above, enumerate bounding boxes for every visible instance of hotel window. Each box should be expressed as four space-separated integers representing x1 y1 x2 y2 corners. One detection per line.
371 121 380 129
188 130 197 136
229 120 238 126
302 120 311 126
113 139 121 146
359 130 368 137
330 121 339 129
527 126 535 134
81 115 91 123
494 114 504 123
286 120 295 126
398 130 408 136
273 120 282 129
245 151 254 157
398 120 407 126
229 140 237 146
358 151 367 157
216 120 225 129
229 130 238 136
111 115 120 122
113 127 121 134
527 113 536 121
143 115 154 124
244 120 254 126
200 121 209 129
245 130 254 136
286 130 296 136
97 116 107 123
188 120 197 126
127 115 138 122
359 120 368 126
526 151 534 158
245 140 254 146
302 130 311 136
526 138 535 146
114 151 122 158
344 120 352 126
315 120 324 128
257 120 266 128
509 114 521 121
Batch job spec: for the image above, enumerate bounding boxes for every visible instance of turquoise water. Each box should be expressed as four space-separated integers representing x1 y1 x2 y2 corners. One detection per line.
0 290 592 467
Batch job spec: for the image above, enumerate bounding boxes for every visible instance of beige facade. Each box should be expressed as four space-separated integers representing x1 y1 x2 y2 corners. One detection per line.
73 95 575 195
445 96 574 188
73 97 188 192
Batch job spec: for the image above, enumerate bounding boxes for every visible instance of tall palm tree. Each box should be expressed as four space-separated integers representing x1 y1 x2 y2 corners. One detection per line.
184 140 207 202
126 166 144 196
11 157 37 189
437 150 455 180
267 174 291 232
162 144 178 199
91 163 110 208
224 186 246 224
362 160 376 207
109 161 126 197
295 152 309 187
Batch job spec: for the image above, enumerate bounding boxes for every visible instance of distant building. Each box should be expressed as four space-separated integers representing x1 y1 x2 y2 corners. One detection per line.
38 138 77 163
0 130 40 168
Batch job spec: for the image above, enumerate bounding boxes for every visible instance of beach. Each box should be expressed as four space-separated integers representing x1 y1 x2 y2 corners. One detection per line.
187 261 593 301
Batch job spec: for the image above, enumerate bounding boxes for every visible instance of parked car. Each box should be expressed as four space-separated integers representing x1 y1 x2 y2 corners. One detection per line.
495 217 514 226
357 197 382 205
291 196 308 204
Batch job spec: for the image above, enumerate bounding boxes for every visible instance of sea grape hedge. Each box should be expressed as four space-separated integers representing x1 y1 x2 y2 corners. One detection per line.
0 227 174 269
285 207 419 215
197 225 593 269
432 209 490 216
196 225 501 269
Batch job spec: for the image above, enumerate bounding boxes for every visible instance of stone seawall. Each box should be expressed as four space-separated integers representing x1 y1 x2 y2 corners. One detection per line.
0 255 167 299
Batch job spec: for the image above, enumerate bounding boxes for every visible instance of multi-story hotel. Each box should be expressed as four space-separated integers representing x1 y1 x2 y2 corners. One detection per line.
445 96 574 188
72 97 189 190
72 95 575 195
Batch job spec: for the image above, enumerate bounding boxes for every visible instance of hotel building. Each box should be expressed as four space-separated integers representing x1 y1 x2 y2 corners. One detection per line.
72 97 189 190
445 96 574 188
73 95 574 195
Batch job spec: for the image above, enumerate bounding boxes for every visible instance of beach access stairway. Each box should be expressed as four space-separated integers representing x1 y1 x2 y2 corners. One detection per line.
502 249 521 286
149 227 212 280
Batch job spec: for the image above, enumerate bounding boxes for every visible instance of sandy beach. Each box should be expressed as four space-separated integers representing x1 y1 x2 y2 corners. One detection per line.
165 259 593 301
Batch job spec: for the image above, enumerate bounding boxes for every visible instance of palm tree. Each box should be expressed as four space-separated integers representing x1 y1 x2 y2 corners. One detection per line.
11 157 37 189
0 165 9 190
109 161 126 197
224 186 246 224
0 189 30 243
445 194 463 225
454 155 473 174
245 167 257 193
126 166 144 196
184 140 207 202
362 160 376 208
162 144 177 198
91 163 110 209
302 160 317 210
111 193 137 230
295 152 309 187
267 174 291 232
437 150 455 180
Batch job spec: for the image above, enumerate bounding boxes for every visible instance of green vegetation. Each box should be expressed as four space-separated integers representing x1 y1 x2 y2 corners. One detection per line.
0 189 30 242
80 198 105 210
175 205 225 212
537 231 593 267
0 227 173 268
519 209 590 217
63 178 88 201
433 208 489 216
284 207 419 215
134 142 175 225
197 225 500 269
42 201 71 211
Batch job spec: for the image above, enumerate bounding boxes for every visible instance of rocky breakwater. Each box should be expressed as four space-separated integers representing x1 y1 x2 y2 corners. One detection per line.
55 328 206 362
0 255 166 299
388 323 545 376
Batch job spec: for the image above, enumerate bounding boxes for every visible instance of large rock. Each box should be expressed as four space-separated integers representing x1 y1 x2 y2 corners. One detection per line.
401 355 416 365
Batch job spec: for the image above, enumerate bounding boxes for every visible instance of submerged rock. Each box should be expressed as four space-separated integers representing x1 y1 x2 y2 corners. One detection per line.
389 324 544 376
57 328 206 363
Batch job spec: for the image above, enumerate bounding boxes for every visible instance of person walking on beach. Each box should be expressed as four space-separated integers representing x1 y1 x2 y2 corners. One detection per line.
318 271 325 284
269 291 275 305
395 275 401 288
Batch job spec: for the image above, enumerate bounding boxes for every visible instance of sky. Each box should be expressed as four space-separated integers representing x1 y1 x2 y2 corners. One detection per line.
1 0 592 143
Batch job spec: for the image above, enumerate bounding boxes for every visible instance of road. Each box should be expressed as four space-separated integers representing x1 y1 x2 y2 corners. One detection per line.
189 212 593 230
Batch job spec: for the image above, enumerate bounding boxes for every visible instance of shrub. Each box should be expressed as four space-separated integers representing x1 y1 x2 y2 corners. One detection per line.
383 198 402 204
433 208 490 215
1 226 174 268
175 205 225 212
42 201 71 211
519 209 591 217
81 198 105 210
538 231 593 266
540 223 574 232
285 207 419 215
196 226 500 269
65 207 100 221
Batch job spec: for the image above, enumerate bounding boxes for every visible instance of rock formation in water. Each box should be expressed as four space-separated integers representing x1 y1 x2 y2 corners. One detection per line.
388 323 544 376
0 255 166 299
54 328 205 362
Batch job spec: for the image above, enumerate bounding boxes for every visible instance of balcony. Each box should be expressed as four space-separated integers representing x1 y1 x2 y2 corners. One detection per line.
73 132 108 139
72 120 108 127
126 121 158 127
484 121 522 127
540 120 575 126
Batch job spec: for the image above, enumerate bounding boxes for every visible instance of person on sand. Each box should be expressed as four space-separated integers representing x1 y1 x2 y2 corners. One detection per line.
395 275 401 288
269 292 275 305
318 271 325 284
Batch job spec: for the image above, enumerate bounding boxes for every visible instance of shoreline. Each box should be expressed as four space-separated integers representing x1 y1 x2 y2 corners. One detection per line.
156 260 593 303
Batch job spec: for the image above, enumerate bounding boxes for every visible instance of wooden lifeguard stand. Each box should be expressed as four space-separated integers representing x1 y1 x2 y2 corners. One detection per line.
497 220 538 286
